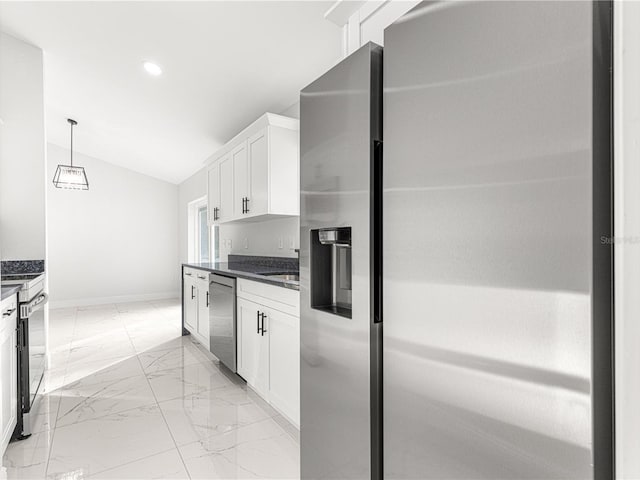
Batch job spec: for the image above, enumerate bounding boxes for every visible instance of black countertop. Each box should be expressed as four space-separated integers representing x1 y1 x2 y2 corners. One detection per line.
1 284 21 301
183 261 300 291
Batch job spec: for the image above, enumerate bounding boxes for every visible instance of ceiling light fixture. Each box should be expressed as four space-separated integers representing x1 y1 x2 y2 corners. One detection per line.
52 119 89 190
143 61 162 76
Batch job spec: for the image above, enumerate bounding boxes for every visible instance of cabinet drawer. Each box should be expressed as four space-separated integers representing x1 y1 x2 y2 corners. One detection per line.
183 267 199 278
0 296 17 337
195 272 209 289
0 295 16 312
237 279 299 316
184 267 210 282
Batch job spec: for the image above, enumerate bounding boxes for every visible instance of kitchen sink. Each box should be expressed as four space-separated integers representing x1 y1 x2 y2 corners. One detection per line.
263 273 299 282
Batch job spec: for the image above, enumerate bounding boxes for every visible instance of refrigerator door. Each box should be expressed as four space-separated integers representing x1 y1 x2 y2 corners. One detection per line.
300 43 382 480
383 1 602 478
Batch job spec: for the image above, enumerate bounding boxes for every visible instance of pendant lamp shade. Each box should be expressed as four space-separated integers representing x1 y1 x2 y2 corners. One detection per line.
53 119 89 190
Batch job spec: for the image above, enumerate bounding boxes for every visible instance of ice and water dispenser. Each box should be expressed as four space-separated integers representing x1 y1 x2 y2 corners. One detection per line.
310 227 352 318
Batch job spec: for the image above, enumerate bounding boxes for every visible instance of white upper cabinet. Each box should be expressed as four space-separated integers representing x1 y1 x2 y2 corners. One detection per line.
232 142 248 218
207 163 220 224
218 153 234 224
247 128 269 217
207 113 299 225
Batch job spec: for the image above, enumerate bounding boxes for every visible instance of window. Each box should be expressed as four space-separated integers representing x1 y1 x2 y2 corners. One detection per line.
188 196 216 263
197 205 209 262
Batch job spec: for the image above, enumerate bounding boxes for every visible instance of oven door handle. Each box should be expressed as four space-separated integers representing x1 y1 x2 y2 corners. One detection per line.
21 292 48 318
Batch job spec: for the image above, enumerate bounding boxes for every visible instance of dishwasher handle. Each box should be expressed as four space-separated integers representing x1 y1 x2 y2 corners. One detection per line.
209 273 235 289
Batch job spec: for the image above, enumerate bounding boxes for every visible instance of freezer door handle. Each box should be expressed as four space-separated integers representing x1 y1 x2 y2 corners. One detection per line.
372 139 383 324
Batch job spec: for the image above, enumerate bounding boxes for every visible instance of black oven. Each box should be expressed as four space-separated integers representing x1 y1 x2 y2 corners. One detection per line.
13 282 47 439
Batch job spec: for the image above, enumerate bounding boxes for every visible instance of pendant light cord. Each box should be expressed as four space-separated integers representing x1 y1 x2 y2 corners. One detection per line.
70 122 73 167
68 118 77 167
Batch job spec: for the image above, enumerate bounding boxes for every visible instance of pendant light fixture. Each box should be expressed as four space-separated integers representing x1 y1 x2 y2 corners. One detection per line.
52 118 89 190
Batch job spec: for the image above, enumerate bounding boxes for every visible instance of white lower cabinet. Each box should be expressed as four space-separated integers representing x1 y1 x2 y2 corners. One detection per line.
237 298 269 398
196 275 210 348
266 308 300 425
0 295 18 455
237 279 299 427
183 274 197 333
183 268 210 349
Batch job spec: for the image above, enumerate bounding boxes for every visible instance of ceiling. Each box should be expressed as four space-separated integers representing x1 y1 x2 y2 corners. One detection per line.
0 1 342 183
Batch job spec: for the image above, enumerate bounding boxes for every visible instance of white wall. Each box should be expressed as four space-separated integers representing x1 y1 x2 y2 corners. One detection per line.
614 1 640 477
0 32 46 261
47 143 179 307
178 167 207 264
219 217 299 260
279 102 300 120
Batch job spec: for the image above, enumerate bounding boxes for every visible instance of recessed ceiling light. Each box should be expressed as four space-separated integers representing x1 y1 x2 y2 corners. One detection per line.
143 62 162 76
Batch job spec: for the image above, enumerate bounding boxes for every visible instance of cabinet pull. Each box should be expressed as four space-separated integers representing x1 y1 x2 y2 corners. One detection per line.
256 310 261 334
206 291 209 307
184 272 192 276
245 197 250 214
2 308 15 317
197 274 206 279
191 285 195 300
260 312 267 336
216 207 219 220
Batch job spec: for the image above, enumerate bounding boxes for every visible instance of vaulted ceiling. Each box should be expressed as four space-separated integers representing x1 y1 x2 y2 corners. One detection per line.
0 1 342 183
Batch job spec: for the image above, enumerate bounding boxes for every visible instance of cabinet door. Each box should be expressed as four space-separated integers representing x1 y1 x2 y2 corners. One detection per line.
207 163 220 225
267 309 299 426
183 276 197 333
247 128 269 216
237 298 269 398
197 278 210 349
0 318 17 454
218 153 234 222
231 142 248 218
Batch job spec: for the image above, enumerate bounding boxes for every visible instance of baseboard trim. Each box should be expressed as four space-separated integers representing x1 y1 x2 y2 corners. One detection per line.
49 291 180 309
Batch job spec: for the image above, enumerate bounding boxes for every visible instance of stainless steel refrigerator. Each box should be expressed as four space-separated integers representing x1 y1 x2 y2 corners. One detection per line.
300 2 613 479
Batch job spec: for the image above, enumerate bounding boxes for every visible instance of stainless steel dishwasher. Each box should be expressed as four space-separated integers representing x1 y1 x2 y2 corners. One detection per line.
209 273 236 372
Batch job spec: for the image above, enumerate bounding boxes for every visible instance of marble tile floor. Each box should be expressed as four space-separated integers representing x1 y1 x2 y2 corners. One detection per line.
2 299 300 480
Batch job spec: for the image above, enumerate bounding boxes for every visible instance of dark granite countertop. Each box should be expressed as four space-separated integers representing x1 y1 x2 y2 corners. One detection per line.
183 256 299 291
1 259 46 301
1 284 21 302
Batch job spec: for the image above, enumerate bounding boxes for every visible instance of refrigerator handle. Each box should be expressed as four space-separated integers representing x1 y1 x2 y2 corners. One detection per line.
372 139 383 324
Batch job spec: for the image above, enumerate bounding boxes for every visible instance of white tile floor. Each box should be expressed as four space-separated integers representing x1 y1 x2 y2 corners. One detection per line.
2 299 300 480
